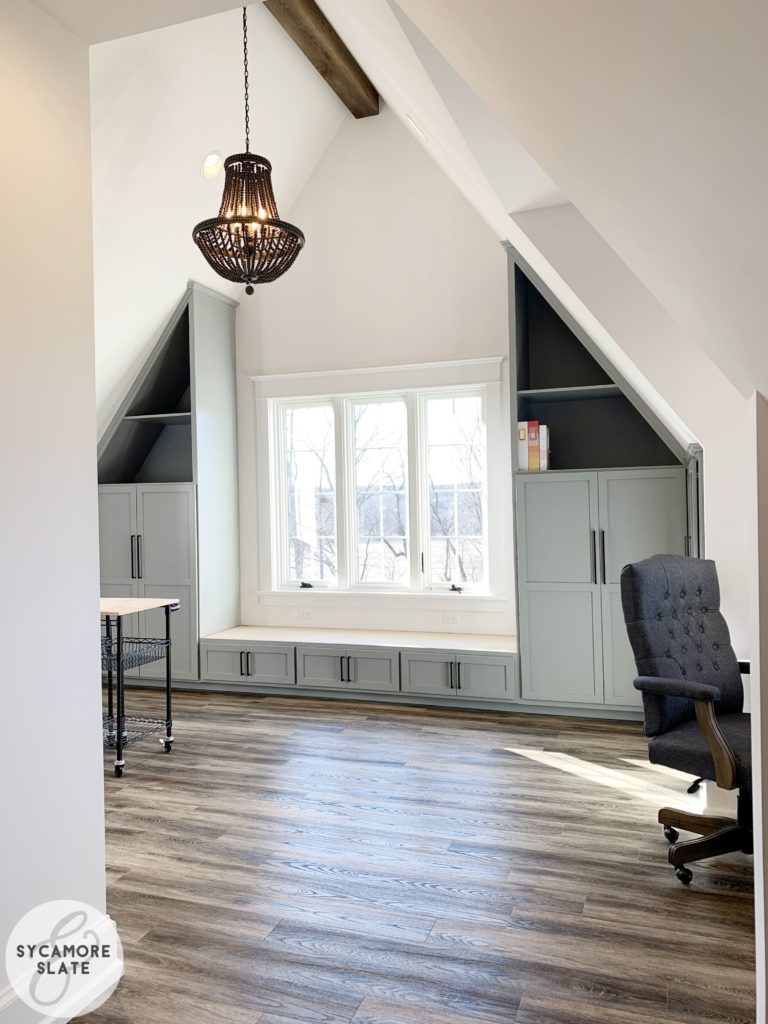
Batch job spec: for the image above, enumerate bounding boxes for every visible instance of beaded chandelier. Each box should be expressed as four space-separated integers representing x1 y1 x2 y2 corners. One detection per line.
193 6 304 294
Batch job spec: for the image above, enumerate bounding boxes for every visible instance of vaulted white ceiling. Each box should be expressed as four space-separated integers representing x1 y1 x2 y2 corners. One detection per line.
31 0 239 43
386 0 768 403
72 0 764 450
90 3 346 432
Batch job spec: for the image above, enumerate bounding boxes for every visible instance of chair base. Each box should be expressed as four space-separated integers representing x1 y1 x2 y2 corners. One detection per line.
657 806 753 883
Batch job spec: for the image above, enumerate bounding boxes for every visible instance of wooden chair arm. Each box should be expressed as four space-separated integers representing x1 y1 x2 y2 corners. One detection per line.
694 700 737 790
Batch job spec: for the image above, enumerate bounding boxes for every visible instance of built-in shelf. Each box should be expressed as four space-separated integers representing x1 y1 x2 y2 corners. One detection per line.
124 412 192 426
517 385 621 402
514 265 680 471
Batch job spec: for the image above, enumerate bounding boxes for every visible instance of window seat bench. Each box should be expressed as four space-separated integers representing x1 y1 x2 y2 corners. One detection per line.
198 626 519 707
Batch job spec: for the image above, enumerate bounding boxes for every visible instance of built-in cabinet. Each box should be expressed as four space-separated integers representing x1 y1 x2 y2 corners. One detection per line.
516 468 686 706
197 634 520 706
401 651 518 701
97 283 240 681
509 250 694 712
98 483 198 679
200 642 296 686
296 646 400 692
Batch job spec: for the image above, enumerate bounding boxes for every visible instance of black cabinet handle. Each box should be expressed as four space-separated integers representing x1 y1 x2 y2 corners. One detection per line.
600 530 607 585
448 661 454 689
456 661 462 689
346 656 353 683
130 535 137 579
137 534 143 579
340 655 346 683
239 651 246 676
590 530 597 585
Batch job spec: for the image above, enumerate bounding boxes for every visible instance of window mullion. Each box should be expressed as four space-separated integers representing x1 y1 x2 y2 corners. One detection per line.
333 397 349 590
406 392 423 592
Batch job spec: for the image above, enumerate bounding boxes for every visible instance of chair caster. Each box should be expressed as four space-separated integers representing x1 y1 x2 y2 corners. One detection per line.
164 740 173 753
675 866 693 885
114 765 123 778
663 825 679 844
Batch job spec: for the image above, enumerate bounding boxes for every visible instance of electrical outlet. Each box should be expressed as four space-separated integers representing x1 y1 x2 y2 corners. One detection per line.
298 609 312 620
442 612 459 625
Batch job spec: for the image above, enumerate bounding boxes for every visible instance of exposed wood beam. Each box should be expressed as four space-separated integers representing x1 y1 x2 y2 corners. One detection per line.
264 0 379 119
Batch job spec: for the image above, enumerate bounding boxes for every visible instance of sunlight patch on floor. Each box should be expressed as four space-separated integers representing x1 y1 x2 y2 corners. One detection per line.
505 747 699 810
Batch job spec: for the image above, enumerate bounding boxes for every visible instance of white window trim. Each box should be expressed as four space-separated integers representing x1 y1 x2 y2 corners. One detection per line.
253 359 508 601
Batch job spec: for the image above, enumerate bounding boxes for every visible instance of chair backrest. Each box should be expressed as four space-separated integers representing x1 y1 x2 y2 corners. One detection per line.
620 554 742 736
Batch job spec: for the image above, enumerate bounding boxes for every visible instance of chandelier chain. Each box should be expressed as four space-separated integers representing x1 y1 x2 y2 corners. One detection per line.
243 5 250 151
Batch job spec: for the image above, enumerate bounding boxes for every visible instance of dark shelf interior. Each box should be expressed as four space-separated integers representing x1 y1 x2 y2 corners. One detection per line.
98 305 193 484
515 267 679 471
127 309 191 417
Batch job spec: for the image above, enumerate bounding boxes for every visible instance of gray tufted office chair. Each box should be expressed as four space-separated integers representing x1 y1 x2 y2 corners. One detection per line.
620 554 752 884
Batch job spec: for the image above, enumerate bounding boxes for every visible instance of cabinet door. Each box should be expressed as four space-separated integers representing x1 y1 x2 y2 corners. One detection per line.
98 486 137 583
136 484 197 586
455 655 518 701
200 643 249 682
296 646 344 688
598 468 686 706
520 588 604 703
246 645 296 686
516 473 603 704
598 469 687 584
136 485 198 681
347 648 400 692
400 652 454 696
516 473 598 584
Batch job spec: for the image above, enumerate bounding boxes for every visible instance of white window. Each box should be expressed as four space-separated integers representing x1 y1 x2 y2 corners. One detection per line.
270 383 494 593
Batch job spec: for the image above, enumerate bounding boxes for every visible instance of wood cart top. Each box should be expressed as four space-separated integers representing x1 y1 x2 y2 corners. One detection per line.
100 597 180 617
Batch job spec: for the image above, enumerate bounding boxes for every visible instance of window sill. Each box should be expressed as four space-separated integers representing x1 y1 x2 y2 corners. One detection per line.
251 589 510 613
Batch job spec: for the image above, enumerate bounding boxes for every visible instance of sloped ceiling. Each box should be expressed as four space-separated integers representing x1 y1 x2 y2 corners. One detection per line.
90 3 346 433
386 0 768 402
31 0 240 43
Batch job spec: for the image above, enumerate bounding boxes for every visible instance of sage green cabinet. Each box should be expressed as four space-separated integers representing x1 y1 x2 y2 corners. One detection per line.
200 642 295 686
98 483 198 680
296 646 400 692
516 468 686 708
401 651 518 701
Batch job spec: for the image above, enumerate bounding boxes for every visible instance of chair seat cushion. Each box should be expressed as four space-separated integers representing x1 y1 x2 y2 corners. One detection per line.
649 712 751 793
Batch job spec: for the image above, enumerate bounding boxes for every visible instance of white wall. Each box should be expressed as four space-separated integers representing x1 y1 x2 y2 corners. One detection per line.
0 0 106 1016
237 105 513 635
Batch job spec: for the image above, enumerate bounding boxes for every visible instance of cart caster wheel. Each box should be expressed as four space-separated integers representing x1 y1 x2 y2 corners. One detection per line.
164 740 173 753
675 866 693 885
114 766 123 778
663 825 679 844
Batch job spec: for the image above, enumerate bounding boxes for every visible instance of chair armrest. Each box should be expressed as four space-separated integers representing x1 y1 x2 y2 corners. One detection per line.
633 676 721 701
633 676 736 788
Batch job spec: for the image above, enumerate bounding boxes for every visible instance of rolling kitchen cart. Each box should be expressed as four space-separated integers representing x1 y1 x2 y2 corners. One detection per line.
100 597 179 778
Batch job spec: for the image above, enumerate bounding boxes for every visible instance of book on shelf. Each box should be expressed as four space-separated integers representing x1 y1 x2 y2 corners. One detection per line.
540 424 550 470
527 420 540 471
517 420 550 471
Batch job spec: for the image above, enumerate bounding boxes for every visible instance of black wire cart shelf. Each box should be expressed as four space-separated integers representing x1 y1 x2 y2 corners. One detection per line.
101 600 179 778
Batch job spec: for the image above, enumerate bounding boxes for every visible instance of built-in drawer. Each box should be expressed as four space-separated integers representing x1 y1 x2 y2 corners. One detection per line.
200 641 295 686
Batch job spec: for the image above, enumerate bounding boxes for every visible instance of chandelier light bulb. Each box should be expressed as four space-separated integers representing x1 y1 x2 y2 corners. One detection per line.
202 151 223 179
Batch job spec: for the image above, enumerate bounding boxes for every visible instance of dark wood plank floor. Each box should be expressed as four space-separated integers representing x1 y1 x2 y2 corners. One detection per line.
83 691 755 1024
